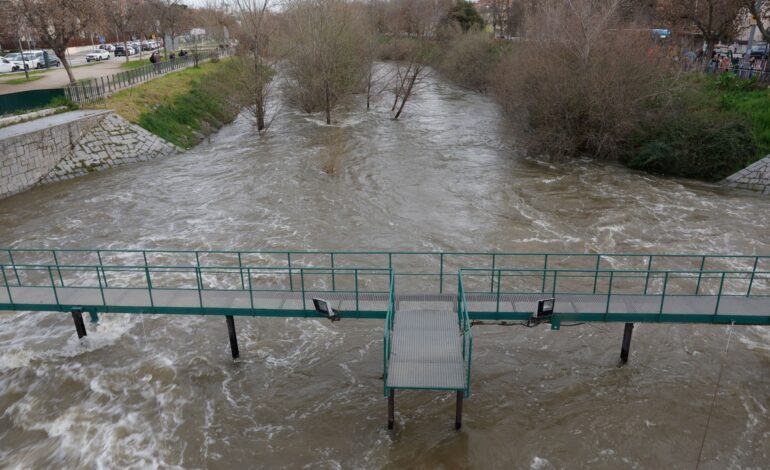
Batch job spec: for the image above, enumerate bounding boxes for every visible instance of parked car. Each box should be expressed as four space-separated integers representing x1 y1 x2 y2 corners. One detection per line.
100 44 115 52
114 45 136 56
86 49 111 62
0 57 16 73
44 53 61 67
4 52 40 70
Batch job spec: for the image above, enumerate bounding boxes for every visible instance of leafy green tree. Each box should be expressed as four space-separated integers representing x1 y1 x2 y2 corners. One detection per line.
447 1 485 32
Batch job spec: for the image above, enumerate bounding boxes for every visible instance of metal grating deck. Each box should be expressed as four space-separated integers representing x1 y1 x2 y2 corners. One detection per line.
386 303 466 391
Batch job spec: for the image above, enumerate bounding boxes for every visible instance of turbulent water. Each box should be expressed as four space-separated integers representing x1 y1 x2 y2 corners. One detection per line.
1 71 769 469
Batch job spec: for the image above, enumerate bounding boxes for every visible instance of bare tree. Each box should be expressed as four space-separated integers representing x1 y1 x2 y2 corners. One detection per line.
385 0 447 120
150 0 191 56
493 0 673 159
233 0 276 130
18 0 102 83
743 0 770 44
283 0 367 125
106 0 131 63
663 0 744 56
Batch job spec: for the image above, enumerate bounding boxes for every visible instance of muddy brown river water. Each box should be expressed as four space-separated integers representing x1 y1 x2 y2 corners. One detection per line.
0 73 769 469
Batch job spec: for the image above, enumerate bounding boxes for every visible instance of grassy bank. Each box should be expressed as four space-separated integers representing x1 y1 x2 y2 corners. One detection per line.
620 75 768 181
107 59 245 148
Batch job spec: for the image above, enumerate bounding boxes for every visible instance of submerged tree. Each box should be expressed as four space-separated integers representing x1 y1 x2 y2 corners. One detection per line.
283 0 367 125
233 0 276 131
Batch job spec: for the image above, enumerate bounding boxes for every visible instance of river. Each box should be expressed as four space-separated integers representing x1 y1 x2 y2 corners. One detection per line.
0 72 769 469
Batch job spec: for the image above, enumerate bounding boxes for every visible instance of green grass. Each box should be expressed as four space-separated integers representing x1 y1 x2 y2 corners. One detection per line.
121 59 151 70
619 74 769 181
1 75 44 85
107 59 243 148
703 76 770 162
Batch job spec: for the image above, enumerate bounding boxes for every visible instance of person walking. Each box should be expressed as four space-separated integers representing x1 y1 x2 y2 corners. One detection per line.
150 51 160 74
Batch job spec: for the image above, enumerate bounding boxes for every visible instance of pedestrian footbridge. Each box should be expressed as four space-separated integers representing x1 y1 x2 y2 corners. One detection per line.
1 249 768 429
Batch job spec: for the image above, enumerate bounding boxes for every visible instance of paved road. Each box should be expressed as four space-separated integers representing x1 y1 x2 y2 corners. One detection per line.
0 54 153 94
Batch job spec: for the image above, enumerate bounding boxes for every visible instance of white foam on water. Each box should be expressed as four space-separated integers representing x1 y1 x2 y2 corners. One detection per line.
530 456 554 469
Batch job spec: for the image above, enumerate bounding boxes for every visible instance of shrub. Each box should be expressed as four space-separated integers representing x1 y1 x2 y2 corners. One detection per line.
621 108 755 180
435 31 502 93
491 0 672 160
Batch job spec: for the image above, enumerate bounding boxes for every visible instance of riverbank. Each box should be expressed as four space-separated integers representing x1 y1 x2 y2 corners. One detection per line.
382 33 770 185
106 58 246 148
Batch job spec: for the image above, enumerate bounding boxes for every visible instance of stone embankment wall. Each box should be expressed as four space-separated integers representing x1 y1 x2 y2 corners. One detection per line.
0 111 180 200
723 155 770 195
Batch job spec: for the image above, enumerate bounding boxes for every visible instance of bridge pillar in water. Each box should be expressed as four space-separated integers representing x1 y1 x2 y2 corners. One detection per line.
388 390 395 430
226 315 239 359
455 391 463 430
620 323 634 363
89 311 99 324
71 309 87 339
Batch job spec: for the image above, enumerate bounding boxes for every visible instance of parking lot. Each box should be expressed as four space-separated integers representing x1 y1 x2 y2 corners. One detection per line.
0 49 159 94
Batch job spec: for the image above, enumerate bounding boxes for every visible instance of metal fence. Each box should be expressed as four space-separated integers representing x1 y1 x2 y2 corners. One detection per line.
0 88 65 116
63 49 230 106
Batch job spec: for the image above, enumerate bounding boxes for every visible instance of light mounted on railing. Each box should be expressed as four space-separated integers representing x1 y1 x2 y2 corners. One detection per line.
312 298 340 322
528 298 555 326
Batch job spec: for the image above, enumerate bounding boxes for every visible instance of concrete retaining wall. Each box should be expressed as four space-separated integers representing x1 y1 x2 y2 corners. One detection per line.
723 155 770 195
0 110 180 200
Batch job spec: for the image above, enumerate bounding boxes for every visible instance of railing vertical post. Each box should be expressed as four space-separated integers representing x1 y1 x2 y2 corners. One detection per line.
47 266 60 305
195 251 202 290
495 269 501 314
714 272 726 316
96 266 106 306
604 271 613 320
355 269 360 311
247 267 254 310
644 255 653 295
592 255 601 294
330 253 336 291
145 266 154 307
695 255 706 295
439 253 444 293
196 267 204 309
490 254 496 293
747 256 759 296
97 250 108 287
541 255 548 293
287 253 293 291
1 266 13 303
237 252 245 290
300 268 306 311
7 250 20 285
51 250 64 286
658 272 669 318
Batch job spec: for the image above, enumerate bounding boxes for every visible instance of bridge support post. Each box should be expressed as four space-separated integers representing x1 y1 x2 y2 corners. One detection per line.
455 391 463 430
388 389 395 430
71 309 87 339
225 315 239 359
620 323 634 364
89 311 99 324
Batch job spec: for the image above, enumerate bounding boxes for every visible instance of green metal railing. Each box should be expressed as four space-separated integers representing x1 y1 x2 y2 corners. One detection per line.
1 248 769 324
457 273 473 397
1 248 768 294
383 271 396 395
458 267 770 324
0 259 392 317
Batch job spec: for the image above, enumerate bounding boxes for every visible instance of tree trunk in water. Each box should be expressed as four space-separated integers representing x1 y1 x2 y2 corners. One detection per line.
325 82 331 125
256 94 266 131
394 68 419 120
